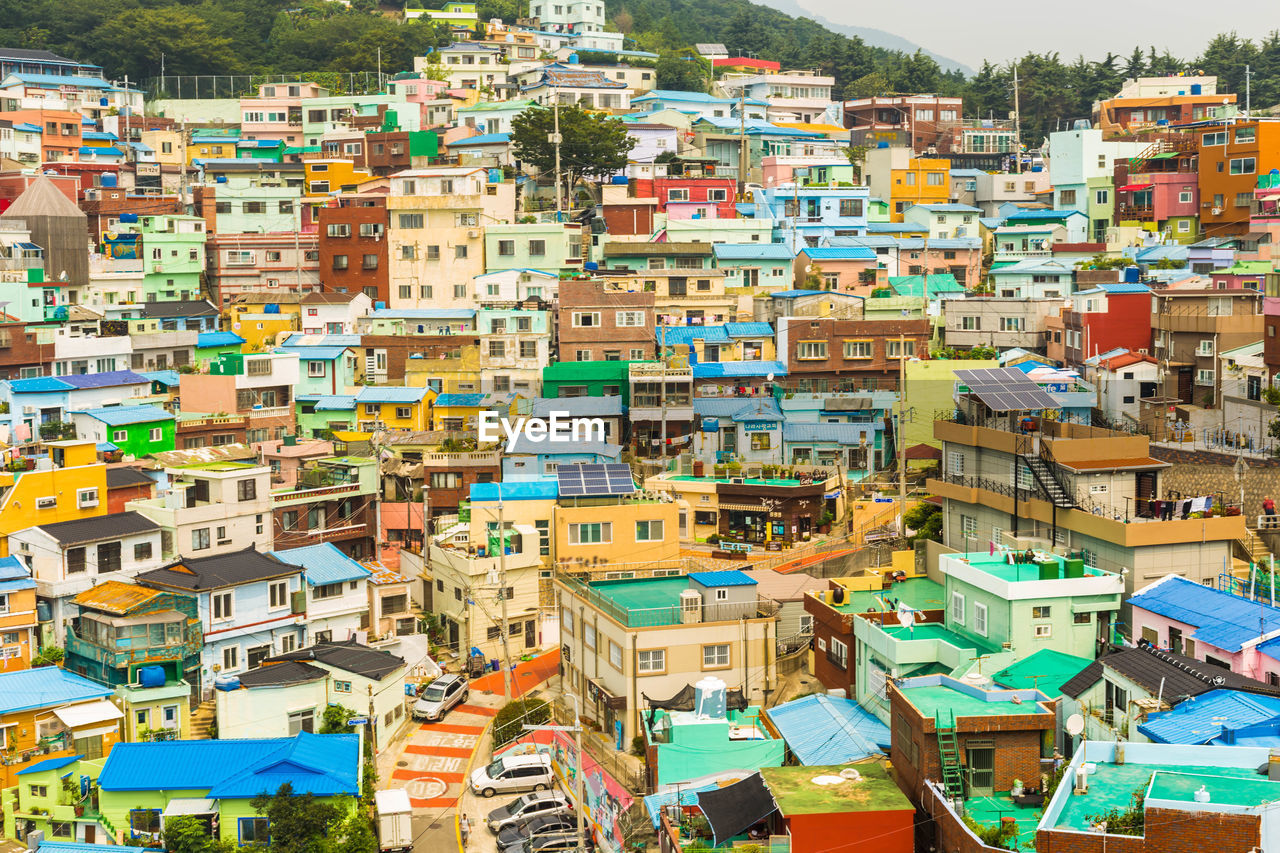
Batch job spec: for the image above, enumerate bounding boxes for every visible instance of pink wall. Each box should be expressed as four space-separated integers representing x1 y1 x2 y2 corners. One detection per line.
1131 604 1280 683
178 375 237 414
1151 173 1198 219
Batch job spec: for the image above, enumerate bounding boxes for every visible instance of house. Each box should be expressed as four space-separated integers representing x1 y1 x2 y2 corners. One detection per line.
68 406 175 459
0 556 36 672
792 247 882 294
862 147 950 220
269 543 371 643
217 639 406 751
763 693 890 766
0 667 120 787
367 561 415 642
690 397 784 467
1059 282 1153 369
987 258 1074 299
642 686 786 788
126 460 273 559
942 297 1058 354
556 279 655 362
901 203 982 239
1084 348 1161 425
134 547 307 693
748 184 870 244
9 512 165 630
1151 289 1263 403
555 570 778 742
354 386 430 432
92 732 359 846
740 569 825 642
269 456 380 560
299 291 373 335
0 441 108 558
712 244 795 291
776 316 930 391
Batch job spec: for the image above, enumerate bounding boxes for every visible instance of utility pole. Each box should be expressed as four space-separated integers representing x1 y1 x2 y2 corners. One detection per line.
1246 65 1254 115
523 694 586 853
897 333 907 532
1012 63 1022 175
551 88 564 218
737 89 748 197
497 485 512 702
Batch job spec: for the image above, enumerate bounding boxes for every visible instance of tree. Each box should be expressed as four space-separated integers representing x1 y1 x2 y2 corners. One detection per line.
1124 46 1146 79
492 698 550 745
655 51 709 92
87 7 241 80
163 815 235 853
903 502 942 544
320 704 357 734
510 105 635 206
250 783 342 853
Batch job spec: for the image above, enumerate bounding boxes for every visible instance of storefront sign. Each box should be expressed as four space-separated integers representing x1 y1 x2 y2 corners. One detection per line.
743 421 778 432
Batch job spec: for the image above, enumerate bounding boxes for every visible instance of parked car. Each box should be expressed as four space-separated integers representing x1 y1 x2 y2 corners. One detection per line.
486 791 573 833
496 814 577 848
500 831 594 853
412 674 468 722
470 753 554 798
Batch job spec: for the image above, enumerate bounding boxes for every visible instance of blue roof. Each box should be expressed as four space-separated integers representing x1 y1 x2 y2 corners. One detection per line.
660 326 731 345
271 543 372 586
1099 282 1152 294
0 555 35 592
633 89 743 104
1137 689 1280 744
1005 209 1084 221
8 377 73 393
38 845 151 853
783 422 873 445
692 360 787 379
1129 575 1280 654
435 393 486 407
911 203 982 213
57 370 150 389
713 244 794 261
688 570 757 587
81 131 117 141
0 668 112 715
1135 244 1189 262
4 72 113 89
13 122 42 133
97 731 360 797
693 398 760 418
730 398 782 421
73 405 174 426
765 693 890 765
469 480 559 501
19 755 83 776
313 395 356 411
724 322 774 337
355 386 426 404
141 370 181 387
771 289 863 300
799 247 877 260
198 332 246 349
95 442 117 452
456 132 510 145
280 346 351 360
78 146 124 157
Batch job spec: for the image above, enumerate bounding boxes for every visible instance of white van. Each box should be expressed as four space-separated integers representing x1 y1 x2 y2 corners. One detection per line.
470 753 554 798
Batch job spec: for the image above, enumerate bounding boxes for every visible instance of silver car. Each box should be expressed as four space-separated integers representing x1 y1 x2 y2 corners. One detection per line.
412 674 468 722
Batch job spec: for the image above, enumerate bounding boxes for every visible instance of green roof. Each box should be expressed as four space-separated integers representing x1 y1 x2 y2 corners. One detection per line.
589 576 688 612
543 360 648 381
992 649 1093 697
178 461 258 471
1222 261 1273 274
889 274 964 298
880 624 1001 656
832 576 945 615
898 683 1050 720
760 761 911 816
1148 769 1280 807
1052 762 1261 831
457 99 536 113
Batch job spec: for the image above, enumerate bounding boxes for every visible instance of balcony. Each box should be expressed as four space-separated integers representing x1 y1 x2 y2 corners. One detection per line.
272 481 361 504
560 574 779 628
65 624 201 669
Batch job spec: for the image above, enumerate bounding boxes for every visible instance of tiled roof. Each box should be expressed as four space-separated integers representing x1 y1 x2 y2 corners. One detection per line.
1060 643 1280 701
36 511 159 545
137 546 302 591
235 659 328 687
267 639 404 680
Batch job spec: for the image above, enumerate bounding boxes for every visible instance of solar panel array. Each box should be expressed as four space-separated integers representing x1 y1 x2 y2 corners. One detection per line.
557 463 636 497
954 368 1061 412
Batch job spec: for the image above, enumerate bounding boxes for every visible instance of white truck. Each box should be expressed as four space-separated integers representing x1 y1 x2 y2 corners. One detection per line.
375 789 413 853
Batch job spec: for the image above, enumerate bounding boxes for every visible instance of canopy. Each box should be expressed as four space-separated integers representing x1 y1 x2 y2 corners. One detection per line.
163 798 218 816
643 683 747 713
695 773 777 845
54 699 124 729
1118 182 1153 192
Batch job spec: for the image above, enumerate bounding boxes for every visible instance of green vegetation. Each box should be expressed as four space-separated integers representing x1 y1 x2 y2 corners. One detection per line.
903 502 942 544
248 783 377 853
1077 254 1132 271
31 646 65 667
511 105 635 202
163 815 235 853
492 697 551 745
1084 783 1148 836
319 703 358 734
655 50 711 92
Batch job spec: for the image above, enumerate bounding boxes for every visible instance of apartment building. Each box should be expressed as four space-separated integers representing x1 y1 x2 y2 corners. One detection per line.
126 460 273 559
1150 288 1263 403
317 195 390 304
777 316 930 392
1198 118 1280 237
177 351 301 443
557 278 656 362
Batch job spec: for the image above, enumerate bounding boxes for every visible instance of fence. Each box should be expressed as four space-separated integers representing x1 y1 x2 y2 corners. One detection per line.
146 72 387 101
550 700 647 794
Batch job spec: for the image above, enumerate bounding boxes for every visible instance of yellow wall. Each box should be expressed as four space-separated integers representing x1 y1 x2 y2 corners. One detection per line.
889 158 951 220
360 401 429 431
553 501 681 571
304 160 373 193
404 348 483 394
188 140 237 164
0 444 107 557
227 306 300 350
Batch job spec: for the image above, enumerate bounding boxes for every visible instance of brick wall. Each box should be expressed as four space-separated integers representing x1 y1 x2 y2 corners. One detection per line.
1034 805 1260 852
804 594 853 692
920 782 1013 853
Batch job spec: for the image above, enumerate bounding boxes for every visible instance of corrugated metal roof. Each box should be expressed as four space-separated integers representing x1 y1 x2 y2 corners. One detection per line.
692 360 788 378
72 580 164 615
724 322 774 337
1137 688 1280 744
764 693 890 764
97 731 359 797
73 405 174 426
355 386 427 404
369 308 475 319
660 326 731 345
197 331 245 348
270 543 372 585
141 370 181 387
455 132 510 145
0 668 112 714
279 346 352 360
712 244 794 261
38 844 151 853
1130 575 1280 653
731 398 782 421
57 370 149 389
434 392 485 407
19 755 82 776
469 480 558 502
688 570 757 587
8 377 73 393
783 422 870 445
313 395 356 411
798 247 877 260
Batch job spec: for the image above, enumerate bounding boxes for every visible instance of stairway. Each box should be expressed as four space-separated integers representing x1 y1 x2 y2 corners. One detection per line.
935 711 964 803
190 699 216 740
1021 454 1075 509
1239 527 1270 566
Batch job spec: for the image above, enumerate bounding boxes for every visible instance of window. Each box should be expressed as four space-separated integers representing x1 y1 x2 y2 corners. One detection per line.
29 784 48 798
616 310 645 327
999 317 1023 332
828 637 848 668
1074 612 1092 625
130 809 161 836
926 172 945 186
973 602 988 636
239 817 269 845
222 645 239 671
950 591 965 625
637 649 666 673
192 528 211 551
1095 189 1108 205
134 542 152 562
398 213 423 229
839 199 863 217
326 224 351 238
635 520 663 541
269 580 289 610
520 340 538 358
362 254 378 270
212 591 233 621
608 640 623 669
287 708 315 735
528 239 546 256
703 643 730 669
667 188 689 202
498 240 516 256
843 340 872 359
572 311 601 328
50 821 72 838
797 340 827 360
236 479 257 502
948 451 964 476
1230 157 1257 175
97 541 121 573
332 254 348 270
887 339 915 359
568 522 611 544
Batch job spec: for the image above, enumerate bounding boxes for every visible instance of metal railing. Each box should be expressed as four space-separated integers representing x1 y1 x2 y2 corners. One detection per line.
559 574 777 627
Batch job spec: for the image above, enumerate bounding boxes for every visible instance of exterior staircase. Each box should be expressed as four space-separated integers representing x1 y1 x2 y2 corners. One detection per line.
1239 526 1271 566
190 699 216 739
935 710 965 804
1020 454 1075 509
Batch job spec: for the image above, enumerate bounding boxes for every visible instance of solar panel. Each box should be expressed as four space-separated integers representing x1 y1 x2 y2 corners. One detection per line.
557 463 635 497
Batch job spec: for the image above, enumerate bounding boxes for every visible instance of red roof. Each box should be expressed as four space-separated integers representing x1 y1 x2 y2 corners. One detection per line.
711 57 781 71
1052 242 1107 253
1097 350 1158 371
904 443 943 461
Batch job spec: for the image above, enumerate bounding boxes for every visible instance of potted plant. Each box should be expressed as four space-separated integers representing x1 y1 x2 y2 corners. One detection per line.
818 510 834 534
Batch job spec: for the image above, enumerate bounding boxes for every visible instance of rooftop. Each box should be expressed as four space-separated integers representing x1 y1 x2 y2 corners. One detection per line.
1137 688 1280 744
267 638 404 680
992 648 1094 697
0 667 113 715
1130 575 1280 653
34 511 159 546
269 543 372 586
829 576 946 615
137 546 301 591
764 693 889 765
760 761 910 816
72 404 174 426
898 675 1051 720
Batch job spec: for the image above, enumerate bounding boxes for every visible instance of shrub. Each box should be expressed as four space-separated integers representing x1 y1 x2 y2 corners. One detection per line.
492 698 550 745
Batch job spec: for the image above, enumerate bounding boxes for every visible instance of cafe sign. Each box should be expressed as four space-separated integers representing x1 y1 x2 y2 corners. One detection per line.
743 421 778 432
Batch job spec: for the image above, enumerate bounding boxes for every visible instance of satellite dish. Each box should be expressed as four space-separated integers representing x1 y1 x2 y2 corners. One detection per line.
766 373 774 382
1212 675 1226 686
1065 714 1085 737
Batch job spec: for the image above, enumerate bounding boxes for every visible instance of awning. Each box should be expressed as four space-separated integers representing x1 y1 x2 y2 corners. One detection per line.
824 490 842 499
1239 231 1271 243
644 683 748 712
586 678 627 710
54 699 124 729
1072 601 1119 614
163 798 218 817
695 773 778 846
96 442 117 452
13 242 42 251
1118 182 1153 192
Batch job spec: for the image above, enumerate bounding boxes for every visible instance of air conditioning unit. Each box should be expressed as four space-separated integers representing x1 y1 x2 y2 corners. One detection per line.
35 496 56 509
467 229 481 239
22 406 35 415
1212 207 1223 215
84 188 99 200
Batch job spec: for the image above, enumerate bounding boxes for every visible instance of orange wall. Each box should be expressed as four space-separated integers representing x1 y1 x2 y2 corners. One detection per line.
0 587 37 673
178 374 238 414
1199 120 1280 234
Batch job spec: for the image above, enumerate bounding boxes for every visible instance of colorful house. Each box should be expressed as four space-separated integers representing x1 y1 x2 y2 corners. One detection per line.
354 386 430 431
194 331 246 366
0 556 36 673
0 441 107 558
68 406 175 459
0 667 121 788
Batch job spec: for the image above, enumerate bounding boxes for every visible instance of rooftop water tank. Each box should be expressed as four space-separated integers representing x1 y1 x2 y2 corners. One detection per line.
1191 84 1202 95
119 213 138 223
375 301 387 310
584 261 598 271
216 175 228 183
101 174 117 188
694 676 727 719
1124 266 1141 283
568 54 580 64
214 674 241 691
137 665 165 688
611 175 629 185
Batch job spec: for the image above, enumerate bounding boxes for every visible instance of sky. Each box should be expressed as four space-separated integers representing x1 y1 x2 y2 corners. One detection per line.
792 0 1273 68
